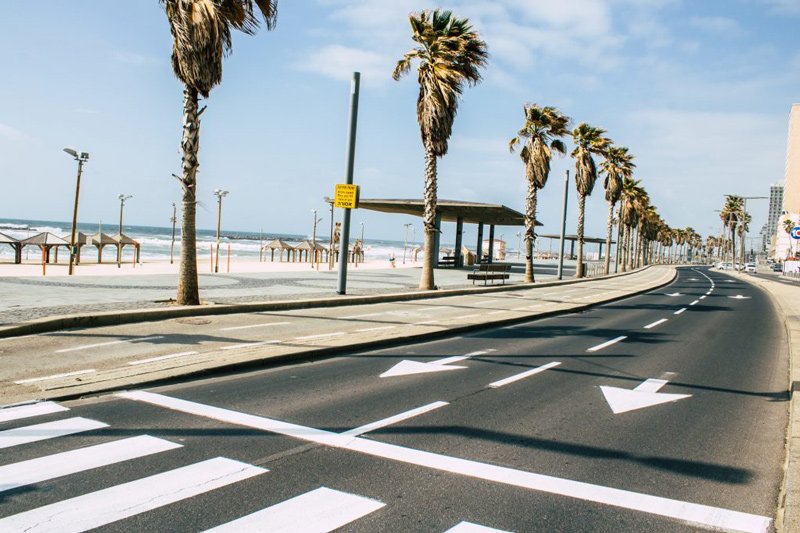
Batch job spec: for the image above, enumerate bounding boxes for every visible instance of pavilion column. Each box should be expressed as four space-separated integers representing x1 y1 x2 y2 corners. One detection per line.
432 215 442 268
570 240 575 259
15 246 21 264
599 242 604 261
488 225 495 264
454 217 463 268
98 246 103 263
476 223 484 264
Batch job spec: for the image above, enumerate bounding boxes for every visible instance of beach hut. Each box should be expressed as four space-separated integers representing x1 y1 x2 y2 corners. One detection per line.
20 232 69 263
293 240 327 263
64 232 94 264
112 233 141 264
90 232 118 263
264 239 296 262
0 232 21 264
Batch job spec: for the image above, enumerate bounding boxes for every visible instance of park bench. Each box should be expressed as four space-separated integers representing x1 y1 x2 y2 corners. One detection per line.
467 263 511 285
438 255 456 268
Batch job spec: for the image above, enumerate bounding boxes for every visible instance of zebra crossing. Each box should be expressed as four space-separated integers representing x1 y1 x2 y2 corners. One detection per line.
0 399 510 532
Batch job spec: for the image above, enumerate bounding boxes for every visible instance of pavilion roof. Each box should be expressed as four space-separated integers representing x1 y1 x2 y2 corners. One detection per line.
0 232 19 244
538 234 616 245
111 233 138 245
21 232 69 246
348 198 541 227
293 239 326 251
90 232 118 245
264 238 295 250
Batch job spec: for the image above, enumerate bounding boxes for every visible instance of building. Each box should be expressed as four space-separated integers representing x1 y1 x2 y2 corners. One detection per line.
774 104 800 259
761 183 784 254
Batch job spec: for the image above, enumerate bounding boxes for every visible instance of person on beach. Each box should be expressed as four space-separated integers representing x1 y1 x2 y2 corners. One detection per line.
389 252 396 268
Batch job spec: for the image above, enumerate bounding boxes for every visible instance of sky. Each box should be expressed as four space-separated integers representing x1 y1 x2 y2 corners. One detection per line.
0 0 798 248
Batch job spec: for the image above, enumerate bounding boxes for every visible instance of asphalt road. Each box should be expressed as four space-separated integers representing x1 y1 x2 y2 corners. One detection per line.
0 267 789 532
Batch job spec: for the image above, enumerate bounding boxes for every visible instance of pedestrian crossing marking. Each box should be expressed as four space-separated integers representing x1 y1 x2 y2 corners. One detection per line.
204 486 385 533
0 401 68 423
0 435 181 493
0 417 107 449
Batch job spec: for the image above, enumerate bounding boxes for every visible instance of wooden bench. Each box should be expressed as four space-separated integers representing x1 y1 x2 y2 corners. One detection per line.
467 263 511 285
437 255 456 268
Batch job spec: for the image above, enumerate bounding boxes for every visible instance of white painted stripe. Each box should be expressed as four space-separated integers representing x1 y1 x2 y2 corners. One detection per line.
354 325 396 333
295 332 346 341
674 308 687 315
587 336 628 352
453 314 482 320
633 378 668 393
55 336 164 354
0 417 108 449
465 349 495 356
128 351 198 366
432 355 472 365
342 401 448 437
221 340 281 351
204 487 384 533
15 369 96 384
689 300 700 306
120 392 770 533
219 321 290 331
699 295 707 300
446 522 511 532
488 362 561 388
0 402 68 423
0 457 266 533
0 435 181 493
643 318 668 330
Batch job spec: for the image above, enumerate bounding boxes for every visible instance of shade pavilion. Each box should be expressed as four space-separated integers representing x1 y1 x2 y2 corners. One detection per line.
0 232 22 263
20 232 69 263
264 239 297 262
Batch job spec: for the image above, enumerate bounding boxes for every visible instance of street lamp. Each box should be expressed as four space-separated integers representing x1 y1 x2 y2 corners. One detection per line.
117 194 132 268
170 202 178 265
63 148 89 275
403 223 413 264
311 208 322 269
213 189 229 273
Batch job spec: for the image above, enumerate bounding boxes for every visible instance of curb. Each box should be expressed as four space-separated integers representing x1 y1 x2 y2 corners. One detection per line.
34 267 678 403
0 266 652 339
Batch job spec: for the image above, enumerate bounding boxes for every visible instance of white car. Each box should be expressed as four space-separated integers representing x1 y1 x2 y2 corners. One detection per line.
744 263 756 273
717 262 733 270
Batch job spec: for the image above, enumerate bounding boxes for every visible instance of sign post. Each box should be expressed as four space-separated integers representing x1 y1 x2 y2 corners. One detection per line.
337 72 361 295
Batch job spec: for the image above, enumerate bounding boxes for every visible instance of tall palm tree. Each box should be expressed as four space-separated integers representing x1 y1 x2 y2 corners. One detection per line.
393 9 488 290
784 218 796 258
600 146 634 274
571 123 610 277
723 196 742 264
162 0 277 305
509 104 571 282
618 176 643 271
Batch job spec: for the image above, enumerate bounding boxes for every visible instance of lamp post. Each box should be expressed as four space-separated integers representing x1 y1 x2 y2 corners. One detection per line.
403 223 412 264
117 194 132 268
213 189 229 273
170 202 177 265
724 194 767 266
311 209 322 269
63 148 89 276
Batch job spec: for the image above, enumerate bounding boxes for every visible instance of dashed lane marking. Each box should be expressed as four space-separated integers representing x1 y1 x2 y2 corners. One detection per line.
55 336 165 354
674 308 687 315
342 401 449 437
587 336 628 352
644 318 668 329
488 362 561 388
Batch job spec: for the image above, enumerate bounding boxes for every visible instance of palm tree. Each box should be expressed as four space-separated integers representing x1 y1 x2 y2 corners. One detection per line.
571 123 610 277
162 0 277 305
783 218 795 258
393 10 488 290
600 146 634 274
618 176 643 271
723 196 742 264
509 104 571 282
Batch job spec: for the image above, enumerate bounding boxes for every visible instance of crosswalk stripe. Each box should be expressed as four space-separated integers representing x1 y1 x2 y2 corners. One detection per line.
446 522 511 532
0 435 182 493
0 417 108 449
0 402 68 424
204 486 384 533
0 457 267 533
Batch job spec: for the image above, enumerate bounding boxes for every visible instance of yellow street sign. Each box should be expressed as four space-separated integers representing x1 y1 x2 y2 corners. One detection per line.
334 183 359 209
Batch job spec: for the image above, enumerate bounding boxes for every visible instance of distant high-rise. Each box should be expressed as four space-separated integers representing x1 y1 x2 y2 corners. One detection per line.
762 184 784 253
774 104 800 259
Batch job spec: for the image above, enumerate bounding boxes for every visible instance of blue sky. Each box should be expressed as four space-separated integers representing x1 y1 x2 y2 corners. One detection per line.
0 0 798 247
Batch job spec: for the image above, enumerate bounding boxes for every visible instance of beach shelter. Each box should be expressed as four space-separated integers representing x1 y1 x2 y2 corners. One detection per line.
112 233 141 264
63 232 94 264
264 239 296 262
293 240 327 263
20 232 69 263
0 232 21 264
90 232 119 263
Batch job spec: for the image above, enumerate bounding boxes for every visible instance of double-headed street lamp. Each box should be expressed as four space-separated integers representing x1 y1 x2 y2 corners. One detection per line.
63 148 89 276
117 194 132 268
213 189 229 273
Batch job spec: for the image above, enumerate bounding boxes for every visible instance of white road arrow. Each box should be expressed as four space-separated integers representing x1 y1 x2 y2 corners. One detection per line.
600 378 691 414
380 350 494 378
664 292 681 297
729 295 751 299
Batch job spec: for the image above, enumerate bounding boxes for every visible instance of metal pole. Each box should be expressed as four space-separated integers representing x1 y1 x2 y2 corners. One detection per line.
67 159 84 276
311 210 317 269
118 198 123 268
215 194 223 273
403 223 409 264
170 203 177 264
337 72 360 295
557 170 569 280
328 201 334 270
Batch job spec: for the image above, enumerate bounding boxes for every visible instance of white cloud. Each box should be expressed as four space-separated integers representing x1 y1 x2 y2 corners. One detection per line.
688 16 741 34
0 124 29 142
297 44 391 86
753 0 800 15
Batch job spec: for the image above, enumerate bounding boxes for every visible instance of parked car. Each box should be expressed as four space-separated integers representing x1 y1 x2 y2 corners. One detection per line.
744 263 756 273
718 262 734 270
772 263 783 272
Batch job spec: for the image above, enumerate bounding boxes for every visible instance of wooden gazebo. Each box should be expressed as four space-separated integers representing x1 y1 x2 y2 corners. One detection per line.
112 233 141 264
264 239 296 262
89 232 119 263
20 232 69 263
0 232 21 264
293 240 327 263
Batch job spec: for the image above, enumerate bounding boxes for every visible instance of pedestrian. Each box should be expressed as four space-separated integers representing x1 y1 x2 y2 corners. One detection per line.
389 252 396 268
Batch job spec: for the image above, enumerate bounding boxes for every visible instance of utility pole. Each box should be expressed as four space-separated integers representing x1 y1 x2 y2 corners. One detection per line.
557 170 569 280
117 194 132 268
213 189 229 273
63 148 89 276
170 202 177 265
337 72 360 295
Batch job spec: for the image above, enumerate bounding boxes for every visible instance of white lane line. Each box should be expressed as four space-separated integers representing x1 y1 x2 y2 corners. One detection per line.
219 322 290 331
15 369 96 384
587 336 628 352
0 402 68 423
128 351 198 366
295 332 346 341
674 308 687 315
0 417 108 449
342 401 449 437
0 457 266 533
54 335 164 354
0 435 182 493
121 391 771 533
204 487 385 533
488 362 561 389
221 340 281 351
354 325 396 333
446 522 510 532
699 295 707 300
689 300 700 306
643 318 668 330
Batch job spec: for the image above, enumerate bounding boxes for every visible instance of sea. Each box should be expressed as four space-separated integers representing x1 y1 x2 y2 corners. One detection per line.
0 218 429 263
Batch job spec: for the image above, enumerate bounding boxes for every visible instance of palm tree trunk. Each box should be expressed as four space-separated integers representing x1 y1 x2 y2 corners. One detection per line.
524 182 537 283
575 193 586 278
730 225 737 265
615 201 624 273
621 224 629 272
419 144 438 291
604 201 614 275
176 87 200 305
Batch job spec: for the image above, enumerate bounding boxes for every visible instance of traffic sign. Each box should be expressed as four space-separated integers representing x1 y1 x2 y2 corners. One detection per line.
791 226 800 240
334 184 359 209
